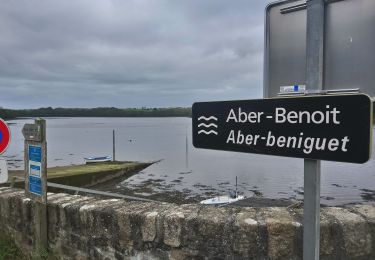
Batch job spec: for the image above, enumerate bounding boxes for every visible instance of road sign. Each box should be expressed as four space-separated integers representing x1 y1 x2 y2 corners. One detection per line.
29 145 42 163
28 145 42 196
264 0 375 98
192 94 372 163
0 119 10 154
0 159 8 184
22 123 41 141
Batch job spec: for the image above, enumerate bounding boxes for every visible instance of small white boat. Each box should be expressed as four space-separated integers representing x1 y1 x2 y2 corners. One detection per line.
200 194 245 205
84 156 112 163
200 176 246 205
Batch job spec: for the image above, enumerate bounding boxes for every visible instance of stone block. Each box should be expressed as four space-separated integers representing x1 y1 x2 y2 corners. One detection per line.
142 211 158 242
262 207 295 260
324 207 372 258
164 211 184 247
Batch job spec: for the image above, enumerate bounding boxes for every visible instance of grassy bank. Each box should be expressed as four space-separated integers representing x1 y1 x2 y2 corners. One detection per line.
8 161 152 189
46 161 148 178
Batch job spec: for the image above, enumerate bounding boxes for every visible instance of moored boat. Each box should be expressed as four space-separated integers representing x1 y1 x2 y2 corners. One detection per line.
84 156 112 164
200 176 246 205
200 194 245 205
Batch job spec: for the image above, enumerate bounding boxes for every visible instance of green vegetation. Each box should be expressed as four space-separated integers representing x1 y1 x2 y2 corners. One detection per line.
0 108 18 120
32 248 56 260
9 161 149 180
8 161 151 188
46 161 146 178
0 107 191 120
0 101 374 121
0 234 57 260
0 234 24 260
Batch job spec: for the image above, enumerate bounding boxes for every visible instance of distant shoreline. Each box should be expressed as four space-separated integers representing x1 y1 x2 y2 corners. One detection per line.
0 107 192 120
1 102 374 121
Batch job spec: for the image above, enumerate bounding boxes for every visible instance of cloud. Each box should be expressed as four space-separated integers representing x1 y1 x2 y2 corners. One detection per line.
0 0 271 108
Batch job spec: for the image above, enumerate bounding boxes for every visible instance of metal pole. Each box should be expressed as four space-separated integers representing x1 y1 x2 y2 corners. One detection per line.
304 0 324 259
113 129 115 162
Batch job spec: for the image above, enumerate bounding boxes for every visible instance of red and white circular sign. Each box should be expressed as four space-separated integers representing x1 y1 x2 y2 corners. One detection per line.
0 119 10 154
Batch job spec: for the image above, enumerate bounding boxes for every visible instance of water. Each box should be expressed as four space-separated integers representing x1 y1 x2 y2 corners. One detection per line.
3 117 375 205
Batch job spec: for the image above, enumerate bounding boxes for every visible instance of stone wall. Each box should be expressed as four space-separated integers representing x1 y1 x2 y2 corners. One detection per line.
0 187 374 259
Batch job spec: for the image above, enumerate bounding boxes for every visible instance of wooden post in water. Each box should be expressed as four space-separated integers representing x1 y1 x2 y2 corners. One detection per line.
185 128 188 169
113 129 116 162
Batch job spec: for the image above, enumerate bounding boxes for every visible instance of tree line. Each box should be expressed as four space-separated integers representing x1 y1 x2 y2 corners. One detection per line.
0 102 374 121
0 107 192 120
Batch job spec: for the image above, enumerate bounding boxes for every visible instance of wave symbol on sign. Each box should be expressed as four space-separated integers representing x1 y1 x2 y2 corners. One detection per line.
198 116 218 135
198 116 218 121
198 123 217 128
198 130 218 135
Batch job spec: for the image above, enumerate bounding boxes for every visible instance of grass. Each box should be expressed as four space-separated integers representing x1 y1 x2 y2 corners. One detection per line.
0 234 58 260
5 160 151 191
46 161 142 178
8 161 149 179
0 234 24 260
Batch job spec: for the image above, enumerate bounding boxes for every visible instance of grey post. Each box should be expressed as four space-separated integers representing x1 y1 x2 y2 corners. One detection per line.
304 0 324 259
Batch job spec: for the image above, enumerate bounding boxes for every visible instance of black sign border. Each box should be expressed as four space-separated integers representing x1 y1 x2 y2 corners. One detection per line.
192 94 373 164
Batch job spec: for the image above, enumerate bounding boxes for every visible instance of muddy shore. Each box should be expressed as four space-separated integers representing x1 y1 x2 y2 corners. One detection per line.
91 170 375 207
91 174 299 207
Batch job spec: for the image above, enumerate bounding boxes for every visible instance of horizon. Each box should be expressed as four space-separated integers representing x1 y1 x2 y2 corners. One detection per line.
2 106 192 110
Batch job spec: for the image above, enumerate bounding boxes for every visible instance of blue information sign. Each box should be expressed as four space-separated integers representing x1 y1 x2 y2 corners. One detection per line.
29 175 42 196
28 145 42 196
29 145 41 163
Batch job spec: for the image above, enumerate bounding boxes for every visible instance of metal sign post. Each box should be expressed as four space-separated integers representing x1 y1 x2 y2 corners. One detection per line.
264 0 375 258
0 159 8 184
22 118 48 251
304 1 324 259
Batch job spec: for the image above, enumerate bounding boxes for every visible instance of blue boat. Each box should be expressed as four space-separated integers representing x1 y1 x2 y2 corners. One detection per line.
84 156 112 163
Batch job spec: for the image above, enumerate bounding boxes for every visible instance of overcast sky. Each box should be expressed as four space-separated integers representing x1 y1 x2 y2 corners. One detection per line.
0 0 272 109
